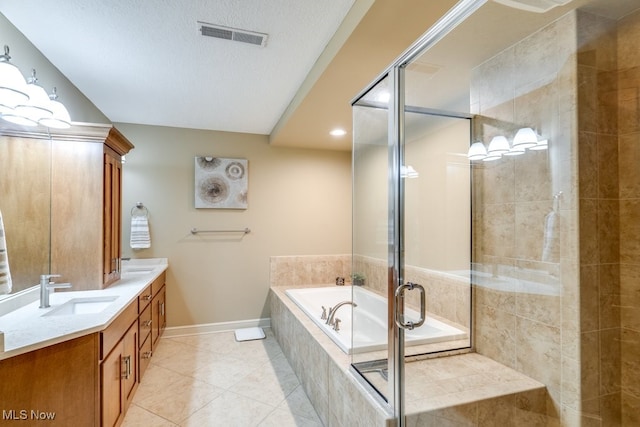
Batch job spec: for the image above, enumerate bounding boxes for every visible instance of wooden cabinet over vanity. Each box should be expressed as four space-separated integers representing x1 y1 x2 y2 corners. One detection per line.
49 124 134 290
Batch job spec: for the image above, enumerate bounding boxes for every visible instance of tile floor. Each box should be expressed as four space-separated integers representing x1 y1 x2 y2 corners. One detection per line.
122 328 324 426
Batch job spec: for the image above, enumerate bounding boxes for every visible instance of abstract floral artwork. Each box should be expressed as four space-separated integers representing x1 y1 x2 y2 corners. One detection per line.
194 157 248 209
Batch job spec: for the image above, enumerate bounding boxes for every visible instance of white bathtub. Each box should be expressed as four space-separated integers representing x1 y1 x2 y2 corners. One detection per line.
285 286 467 354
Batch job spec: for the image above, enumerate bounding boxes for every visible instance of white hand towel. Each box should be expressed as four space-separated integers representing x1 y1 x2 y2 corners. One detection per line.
130 216 151 249
0 210 12 294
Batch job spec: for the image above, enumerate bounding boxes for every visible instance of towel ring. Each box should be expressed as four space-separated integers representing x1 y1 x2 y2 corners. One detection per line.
131 202 149 217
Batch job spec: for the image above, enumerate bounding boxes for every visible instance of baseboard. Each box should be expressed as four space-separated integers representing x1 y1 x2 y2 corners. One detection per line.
163 318 271 337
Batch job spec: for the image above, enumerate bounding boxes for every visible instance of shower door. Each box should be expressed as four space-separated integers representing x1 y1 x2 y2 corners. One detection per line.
351 3 479 423
352 71 473 422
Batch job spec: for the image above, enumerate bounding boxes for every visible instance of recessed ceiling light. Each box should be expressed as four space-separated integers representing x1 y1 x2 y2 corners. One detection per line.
330 128 347 137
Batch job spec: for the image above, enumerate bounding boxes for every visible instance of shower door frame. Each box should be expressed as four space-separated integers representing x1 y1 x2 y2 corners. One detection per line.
351 0 486 425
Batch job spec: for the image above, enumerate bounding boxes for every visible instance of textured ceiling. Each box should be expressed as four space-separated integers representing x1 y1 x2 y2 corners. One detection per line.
0 0 355 135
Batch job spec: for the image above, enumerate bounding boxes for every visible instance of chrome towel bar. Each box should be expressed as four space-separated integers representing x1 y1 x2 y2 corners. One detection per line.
190 227 251 235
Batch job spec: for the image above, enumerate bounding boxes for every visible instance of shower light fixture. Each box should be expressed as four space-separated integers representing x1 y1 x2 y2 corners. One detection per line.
0 45 71 129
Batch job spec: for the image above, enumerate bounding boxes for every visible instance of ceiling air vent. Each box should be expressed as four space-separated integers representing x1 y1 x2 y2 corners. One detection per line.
493 0 572 13
198 22 268 47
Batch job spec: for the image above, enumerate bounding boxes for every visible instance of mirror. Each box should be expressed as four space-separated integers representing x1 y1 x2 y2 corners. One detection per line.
0 133 51 297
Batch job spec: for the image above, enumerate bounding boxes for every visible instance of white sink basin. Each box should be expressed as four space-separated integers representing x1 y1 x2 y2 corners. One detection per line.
123 267 155 274
43 296 119 316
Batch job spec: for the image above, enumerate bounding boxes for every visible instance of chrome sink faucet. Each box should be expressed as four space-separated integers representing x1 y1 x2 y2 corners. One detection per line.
39 274 71 308
325 301 357 327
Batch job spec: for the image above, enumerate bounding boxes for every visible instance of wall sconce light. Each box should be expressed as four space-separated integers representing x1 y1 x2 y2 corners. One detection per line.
467 141 487 160
0 45 71 129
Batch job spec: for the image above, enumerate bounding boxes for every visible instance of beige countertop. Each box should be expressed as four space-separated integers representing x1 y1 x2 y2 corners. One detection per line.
0 258 168 361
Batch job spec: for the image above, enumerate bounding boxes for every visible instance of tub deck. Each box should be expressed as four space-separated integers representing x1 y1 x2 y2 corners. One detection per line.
270 285 551 426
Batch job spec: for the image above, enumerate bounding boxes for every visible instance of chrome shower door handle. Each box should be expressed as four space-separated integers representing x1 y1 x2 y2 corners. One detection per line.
394 282 426 330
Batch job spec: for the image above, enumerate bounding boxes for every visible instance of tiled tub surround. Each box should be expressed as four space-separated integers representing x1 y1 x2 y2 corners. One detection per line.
271 285 550 426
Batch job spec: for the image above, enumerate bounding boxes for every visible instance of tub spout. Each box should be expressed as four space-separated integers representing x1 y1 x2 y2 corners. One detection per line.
326 301 357 326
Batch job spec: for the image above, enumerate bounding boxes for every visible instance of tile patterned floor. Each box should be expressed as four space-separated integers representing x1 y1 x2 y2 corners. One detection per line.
123 329 323 426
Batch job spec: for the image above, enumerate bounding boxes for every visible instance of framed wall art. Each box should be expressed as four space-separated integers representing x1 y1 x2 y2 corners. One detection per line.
194 156 248 209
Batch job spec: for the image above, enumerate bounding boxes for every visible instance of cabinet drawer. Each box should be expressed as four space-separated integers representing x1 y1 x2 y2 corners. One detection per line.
139 334 152 380
100 300 137 360
151 271 166 296
138 284 153 312
139 302 152 345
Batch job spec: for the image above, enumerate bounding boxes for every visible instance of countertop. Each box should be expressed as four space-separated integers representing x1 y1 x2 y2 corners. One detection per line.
0 258 168 361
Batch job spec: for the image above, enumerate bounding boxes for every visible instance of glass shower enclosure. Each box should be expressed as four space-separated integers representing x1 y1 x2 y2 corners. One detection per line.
352 0 640 424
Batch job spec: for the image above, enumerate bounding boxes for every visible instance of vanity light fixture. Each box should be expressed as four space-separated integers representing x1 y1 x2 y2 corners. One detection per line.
0 45 29 113
401 165 419 179
529 137 548 151
2 69 53 127
512 127 538 149
330 128 347 137
0 45 71 129
467 141 487 160
38 87 71 129
503 144 526 156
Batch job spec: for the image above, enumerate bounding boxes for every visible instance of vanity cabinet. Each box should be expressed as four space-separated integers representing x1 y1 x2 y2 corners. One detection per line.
152 284 167 348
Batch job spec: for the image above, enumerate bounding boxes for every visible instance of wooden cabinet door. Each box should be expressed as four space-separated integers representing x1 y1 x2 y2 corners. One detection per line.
103 149 122 287
101 343 124 427
122 321 138 409
152 285 166 348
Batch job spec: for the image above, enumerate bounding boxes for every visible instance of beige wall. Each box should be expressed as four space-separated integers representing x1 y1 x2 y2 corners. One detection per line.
117 123 352 326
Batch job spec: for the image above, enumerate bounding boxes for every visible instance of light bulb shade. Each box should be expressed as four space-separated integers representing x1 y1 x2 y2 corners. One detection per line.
529 138 548 151
512 127 538 149
39 98 71 129
3 81 53 126
467 142 487 160
0 61 29 110
487 135 510 155
504 145 526 156
482 153 502 162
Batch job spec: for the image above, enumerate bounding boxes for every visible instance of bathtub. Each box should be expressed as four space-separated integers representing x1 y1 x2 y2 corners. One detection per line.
285 286 467 354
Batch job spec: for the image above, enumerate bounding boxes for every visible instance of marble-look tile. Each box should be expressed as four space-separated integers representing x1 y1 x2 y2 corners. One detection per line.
122 404 178 427
180 391 274 427
619 132 640 198
600 328 621 395
580 331 600 402
135 375 223 424
620 199 640 264
622 391 640 426
580 265 599 333
578 131 598 199
229 356 300 407
277 384 321 421
515 317 561 392
258 408 323 427
598 199 620 264
579 199 599 265
578 65 598 133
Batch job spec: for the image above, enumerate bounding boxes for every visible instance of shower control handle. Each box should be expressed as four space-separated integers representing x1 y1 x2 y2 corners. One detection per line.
394 282 426 330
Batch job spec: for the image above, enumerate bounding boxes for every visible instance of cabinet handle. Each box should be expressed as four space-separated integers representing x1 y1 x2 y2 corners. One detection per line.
142 294 152 301
143 320 152 328
122 355 131 380
160 302 165 316
142 351 153 359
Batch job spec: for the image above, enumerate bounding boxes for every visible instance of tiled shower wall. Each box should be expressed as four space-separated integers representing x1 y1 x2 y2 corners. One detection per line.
473 7 640 425
470 10 579 424
617 8 640 425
